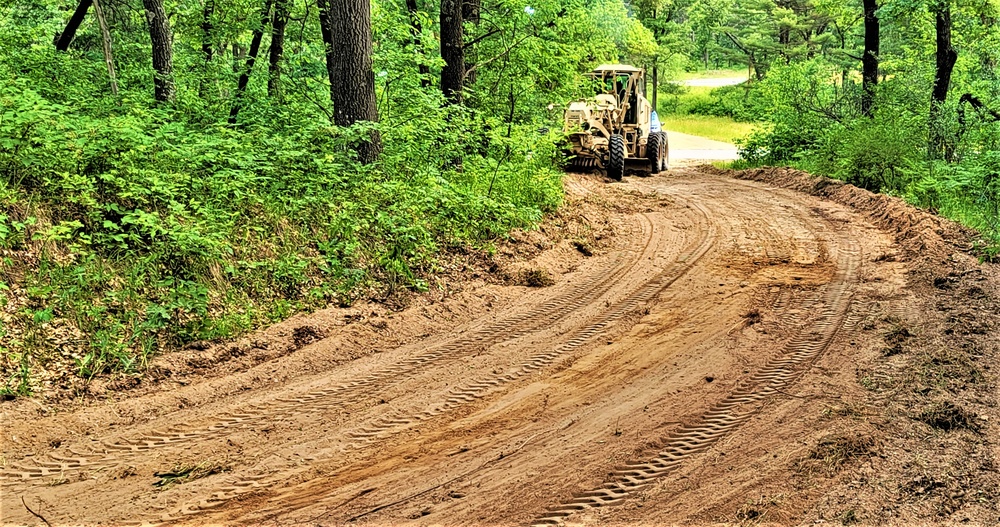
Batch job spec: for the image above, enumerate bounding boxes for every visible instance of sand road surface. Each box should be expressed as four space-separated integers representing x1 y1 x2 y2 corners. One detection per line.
3 167 998 526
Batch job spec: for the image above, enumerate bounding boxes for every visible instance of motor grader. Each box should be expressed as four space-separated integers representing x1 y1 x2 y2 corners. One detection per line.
563 64 668 180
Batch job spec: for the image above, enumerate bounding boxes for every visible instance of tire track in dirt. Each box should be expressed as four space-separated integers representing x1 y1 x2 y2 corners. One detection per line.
3 171 891 527
0 218 655 488
144 201 718 524
212 179 842 526
530 195 862 525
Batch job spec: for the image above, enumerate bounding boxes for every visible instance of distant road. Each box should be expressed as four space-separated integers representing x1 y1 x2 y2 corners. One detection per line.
665 130 739 164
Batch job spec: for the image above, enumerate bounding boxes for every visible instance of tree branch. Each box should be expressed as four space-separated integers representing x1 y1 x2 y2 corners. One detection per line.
724 31 750 55
464 27 501 49
21 497 52 527
464 33 532 79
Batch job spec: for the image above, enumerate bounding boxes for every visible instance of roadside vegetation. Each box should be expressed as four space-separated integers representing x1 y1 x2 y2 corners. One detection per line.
639 1 1000 255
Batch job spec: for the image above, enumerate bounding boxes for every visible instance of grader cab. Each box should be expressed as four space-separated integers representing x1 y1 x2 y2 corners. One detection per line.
564 64 668 180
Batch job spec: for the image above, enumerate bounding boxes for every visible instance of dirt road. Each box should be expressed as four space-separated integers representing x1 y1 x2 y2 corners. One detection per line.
2 168 998 526
664 131 739 164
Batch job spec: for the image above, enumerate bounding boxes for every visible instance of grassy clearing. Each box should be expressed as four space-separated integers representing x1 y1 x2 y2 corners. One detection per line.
656 85 715 115
659 115 757 144
674 68 747 81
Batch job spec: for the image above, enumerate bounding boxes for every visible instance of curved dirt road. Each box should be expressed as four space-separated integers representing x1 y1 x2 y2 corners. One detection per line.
2 168 996 525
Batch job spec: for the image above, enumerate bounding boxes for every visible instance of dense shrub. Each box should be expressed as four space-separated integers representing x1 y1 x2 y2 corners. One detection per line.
0 80 565 391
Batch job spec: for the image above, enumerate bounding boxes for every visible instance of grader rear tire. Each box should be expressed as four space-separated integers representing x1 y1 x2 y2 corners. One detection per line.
659 132 669 171
608 134 625 181
647 133 663 175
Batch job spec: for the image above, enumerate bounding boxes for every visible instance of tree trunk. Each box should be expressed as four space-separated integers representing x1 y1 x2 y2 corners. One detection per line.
92 0 118 96
861 0 879 117
651 62 658 112
202 0 215 62
142 0 175 103
462 0 479 24
317 0 335 75
440 0 464 103
199 0 215 98
232 43 245 73
328 0 382 163
229 0 273 123
404 0 431 87
268 0 289 99
55 0 92 51
929 0 958 159
462 0 480 87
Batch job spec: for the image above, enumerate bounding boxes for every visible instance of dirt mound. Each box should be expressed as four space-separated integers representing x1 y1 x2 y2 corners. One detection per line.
706 165 982 260
695 165 1000 525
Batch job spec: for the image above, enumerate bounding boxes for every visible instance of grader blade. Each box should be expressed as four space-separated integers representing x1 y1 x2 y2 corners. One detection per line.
625 157 652 175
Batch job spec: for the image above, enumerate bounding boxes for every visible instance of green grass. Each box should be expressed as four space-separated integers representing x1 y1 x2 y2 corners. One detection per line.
659 115 757 144
656 86 717 116
674 68 747 81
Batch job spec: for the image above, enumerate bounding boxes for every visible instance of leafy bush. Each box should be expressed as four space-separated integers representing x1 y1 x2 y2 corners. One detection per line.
0 80 564 391
812 113 925 193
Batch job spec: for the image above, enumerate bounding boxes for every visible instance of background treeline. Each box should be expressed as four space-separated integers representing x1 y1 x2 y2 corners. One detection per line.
638 0 999 257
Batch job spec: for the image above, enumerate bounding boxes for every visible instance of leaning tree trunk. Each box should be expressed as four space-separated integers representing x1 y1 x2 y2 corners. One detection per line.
55 0 92 51
268 0 290 99
327 0 382 163
229 0 273 123
861 0 879 117
142 0 175 102
929 0 958 159
92 0 119 96
440 0 464 103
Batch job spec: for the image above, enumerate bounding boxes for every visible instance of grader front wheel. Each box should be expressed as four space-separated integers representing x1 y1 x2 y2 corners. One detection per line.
607 134 625 181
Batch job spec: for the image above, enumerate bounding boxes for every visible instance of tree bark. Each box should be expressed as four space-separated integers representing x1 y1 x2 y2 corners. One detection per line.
142 0 175 103
199 0 215 98
92 0 118 96
55 0 92 51
327 0 382 163
462 0 480 87
268 0 289 98
861 0 879 117
232 43 245 73
229 0 273 123
929 0 958 159
652 63 658 112
931 2 957 106
202 0 215 63
462 0 479 24
317 0 336 88
440 0 464 103
404 0 431 87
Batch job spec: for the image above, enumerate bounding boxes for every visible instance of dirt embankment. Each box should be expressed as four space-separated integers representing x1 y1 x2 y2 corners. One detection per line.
1 166 997 527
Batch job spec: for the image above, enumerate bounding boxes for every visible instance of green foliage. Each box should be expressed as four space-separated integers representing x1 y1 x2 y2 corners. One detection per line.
810 113 925 193
0 0 583 390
